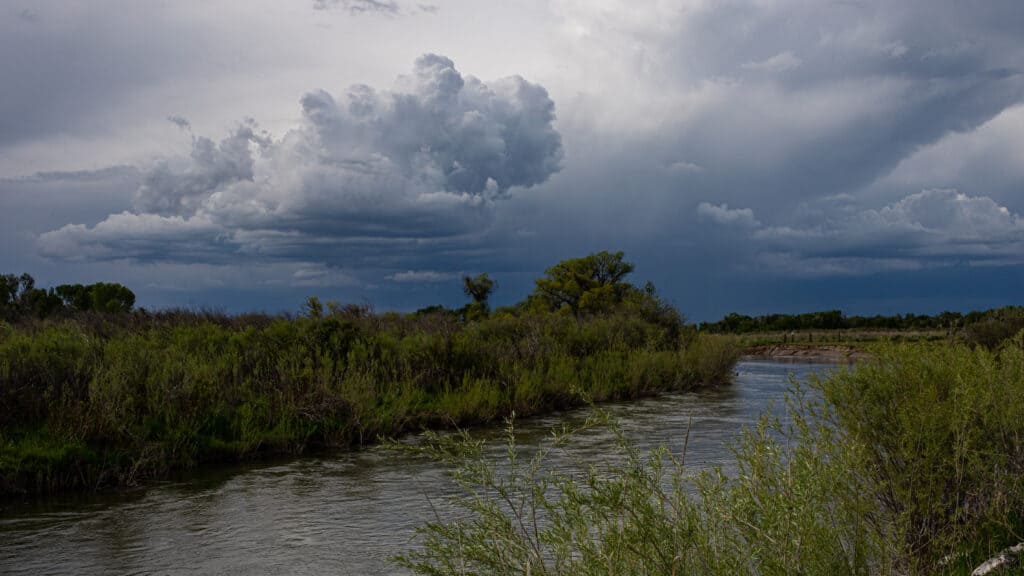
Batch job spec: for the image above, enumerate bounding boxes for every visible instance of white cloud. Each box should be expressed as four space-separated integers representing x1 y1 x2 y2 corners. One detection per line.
38 212 222 261
697 202 760 227
871 189 1022 240
746 189 1024 275
290 264 359 287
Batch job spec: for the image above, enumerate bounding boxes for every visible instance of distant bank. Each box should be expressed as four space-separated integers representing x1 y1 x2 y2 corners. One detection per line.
744 343 870 363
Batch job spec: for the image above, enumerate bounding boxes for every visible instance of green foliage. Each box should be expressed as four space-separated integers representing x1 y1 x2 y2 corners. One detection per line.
822 338 1024 572
0 251 733 496
961 307 1024 349
0 310 739 496
397 339 1024 576
304 295 324 319
395 394 892 576
532 251 636 315
462 273 496 307
461 272 497 321
1 273 135 320
86 282 136 313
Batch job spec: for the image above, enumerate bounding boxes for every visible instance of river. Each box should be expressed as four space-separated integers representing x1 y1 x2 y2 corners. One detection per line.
0 360 838 575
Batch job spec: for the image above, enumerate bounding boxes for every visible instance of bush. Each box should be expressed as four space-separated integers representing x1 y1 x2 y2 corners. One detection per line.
822 339 1024 572
398 339 1024 575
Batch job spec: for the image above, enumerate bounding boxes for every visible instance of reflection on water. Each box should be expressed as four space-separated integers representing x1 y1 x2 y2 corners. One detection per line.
0 360 835 575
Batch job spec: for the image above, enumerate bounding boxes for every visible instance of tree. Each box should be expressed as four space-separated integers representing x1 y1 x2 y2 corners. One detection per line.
1 274 135 319
0 274 19 319
532 251 635 315
55 284 92 311
88 282 135 313
462 273 497 320
304 295 324 319
463 273 496 309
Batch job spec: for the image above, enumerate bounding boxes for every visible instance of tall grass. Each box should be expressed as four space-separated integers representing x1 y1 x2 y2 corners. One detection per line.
0 311 740 496
397 337 1024 575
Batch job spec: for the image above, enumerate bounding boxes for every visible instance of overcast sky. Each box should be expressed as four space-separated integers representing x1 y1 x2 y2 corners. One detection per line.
2 0 1023 320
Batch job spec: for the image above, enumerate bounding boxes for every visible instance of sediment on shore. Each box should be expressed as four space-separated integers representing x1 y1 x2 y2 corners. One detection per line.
744 344 870 362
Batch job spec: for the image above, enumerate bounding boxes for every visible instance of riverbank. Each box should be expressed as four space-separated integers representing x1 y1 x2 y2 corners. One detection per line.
0 311 742 499
402 339 1024 575
744 343 870 362
0 360 814 575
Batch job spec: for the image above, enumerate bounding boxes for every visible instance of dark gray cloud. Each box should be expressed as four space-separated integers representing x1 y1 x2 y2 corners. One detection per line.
641 0 1024 221
6 1 1024 318
515 0 1024 317
37 55 562 272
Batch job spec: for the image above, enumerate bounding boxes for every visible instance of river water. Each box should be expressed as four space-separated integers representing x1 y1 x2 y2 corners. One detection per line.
0 360 837 575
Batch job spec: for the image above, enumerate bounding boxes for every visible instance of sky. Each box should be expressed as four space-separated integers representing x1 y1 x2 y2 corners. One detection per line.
2 0 1023 321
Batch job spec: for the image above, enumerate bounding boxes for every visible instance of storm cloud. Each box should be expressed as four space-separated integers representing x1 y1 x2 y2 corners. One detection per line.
38 55 562 269
4 0 1024 317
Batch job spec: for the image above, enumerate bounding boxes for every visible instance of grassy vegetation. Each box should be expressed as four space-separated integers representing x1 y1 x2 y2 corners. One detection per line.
398 336 1024 575
0 299 741 497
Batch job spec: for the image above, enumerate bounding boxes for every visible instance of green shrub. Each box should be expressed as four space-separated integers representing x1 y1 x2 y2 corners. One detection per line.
1 310 740 495
397 339 1024 576
822 339 1024 572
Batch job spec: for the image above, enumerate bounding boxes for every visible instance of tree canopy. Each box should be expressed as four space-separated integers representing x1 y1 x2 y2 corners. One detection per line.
531 250 635 315
1 273 135 320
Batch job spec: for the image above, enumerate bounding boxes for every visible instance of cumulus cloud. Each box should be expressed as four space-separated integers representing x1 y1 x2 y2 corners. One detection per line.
697 202 760 227
739 189 1024 275
871 189 1022 239
133 120 270 216
39 212 224 262
36 55 563 271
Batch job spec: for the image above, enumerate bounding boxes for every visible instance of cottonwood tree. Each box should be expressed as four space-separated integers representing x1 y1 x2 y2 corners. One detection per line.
531 251 635 315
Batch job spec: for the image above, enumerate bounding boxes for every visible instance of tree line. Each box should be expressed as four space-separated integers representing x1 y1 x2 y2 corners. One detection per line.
699 308 1024 333
1 273 135 321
